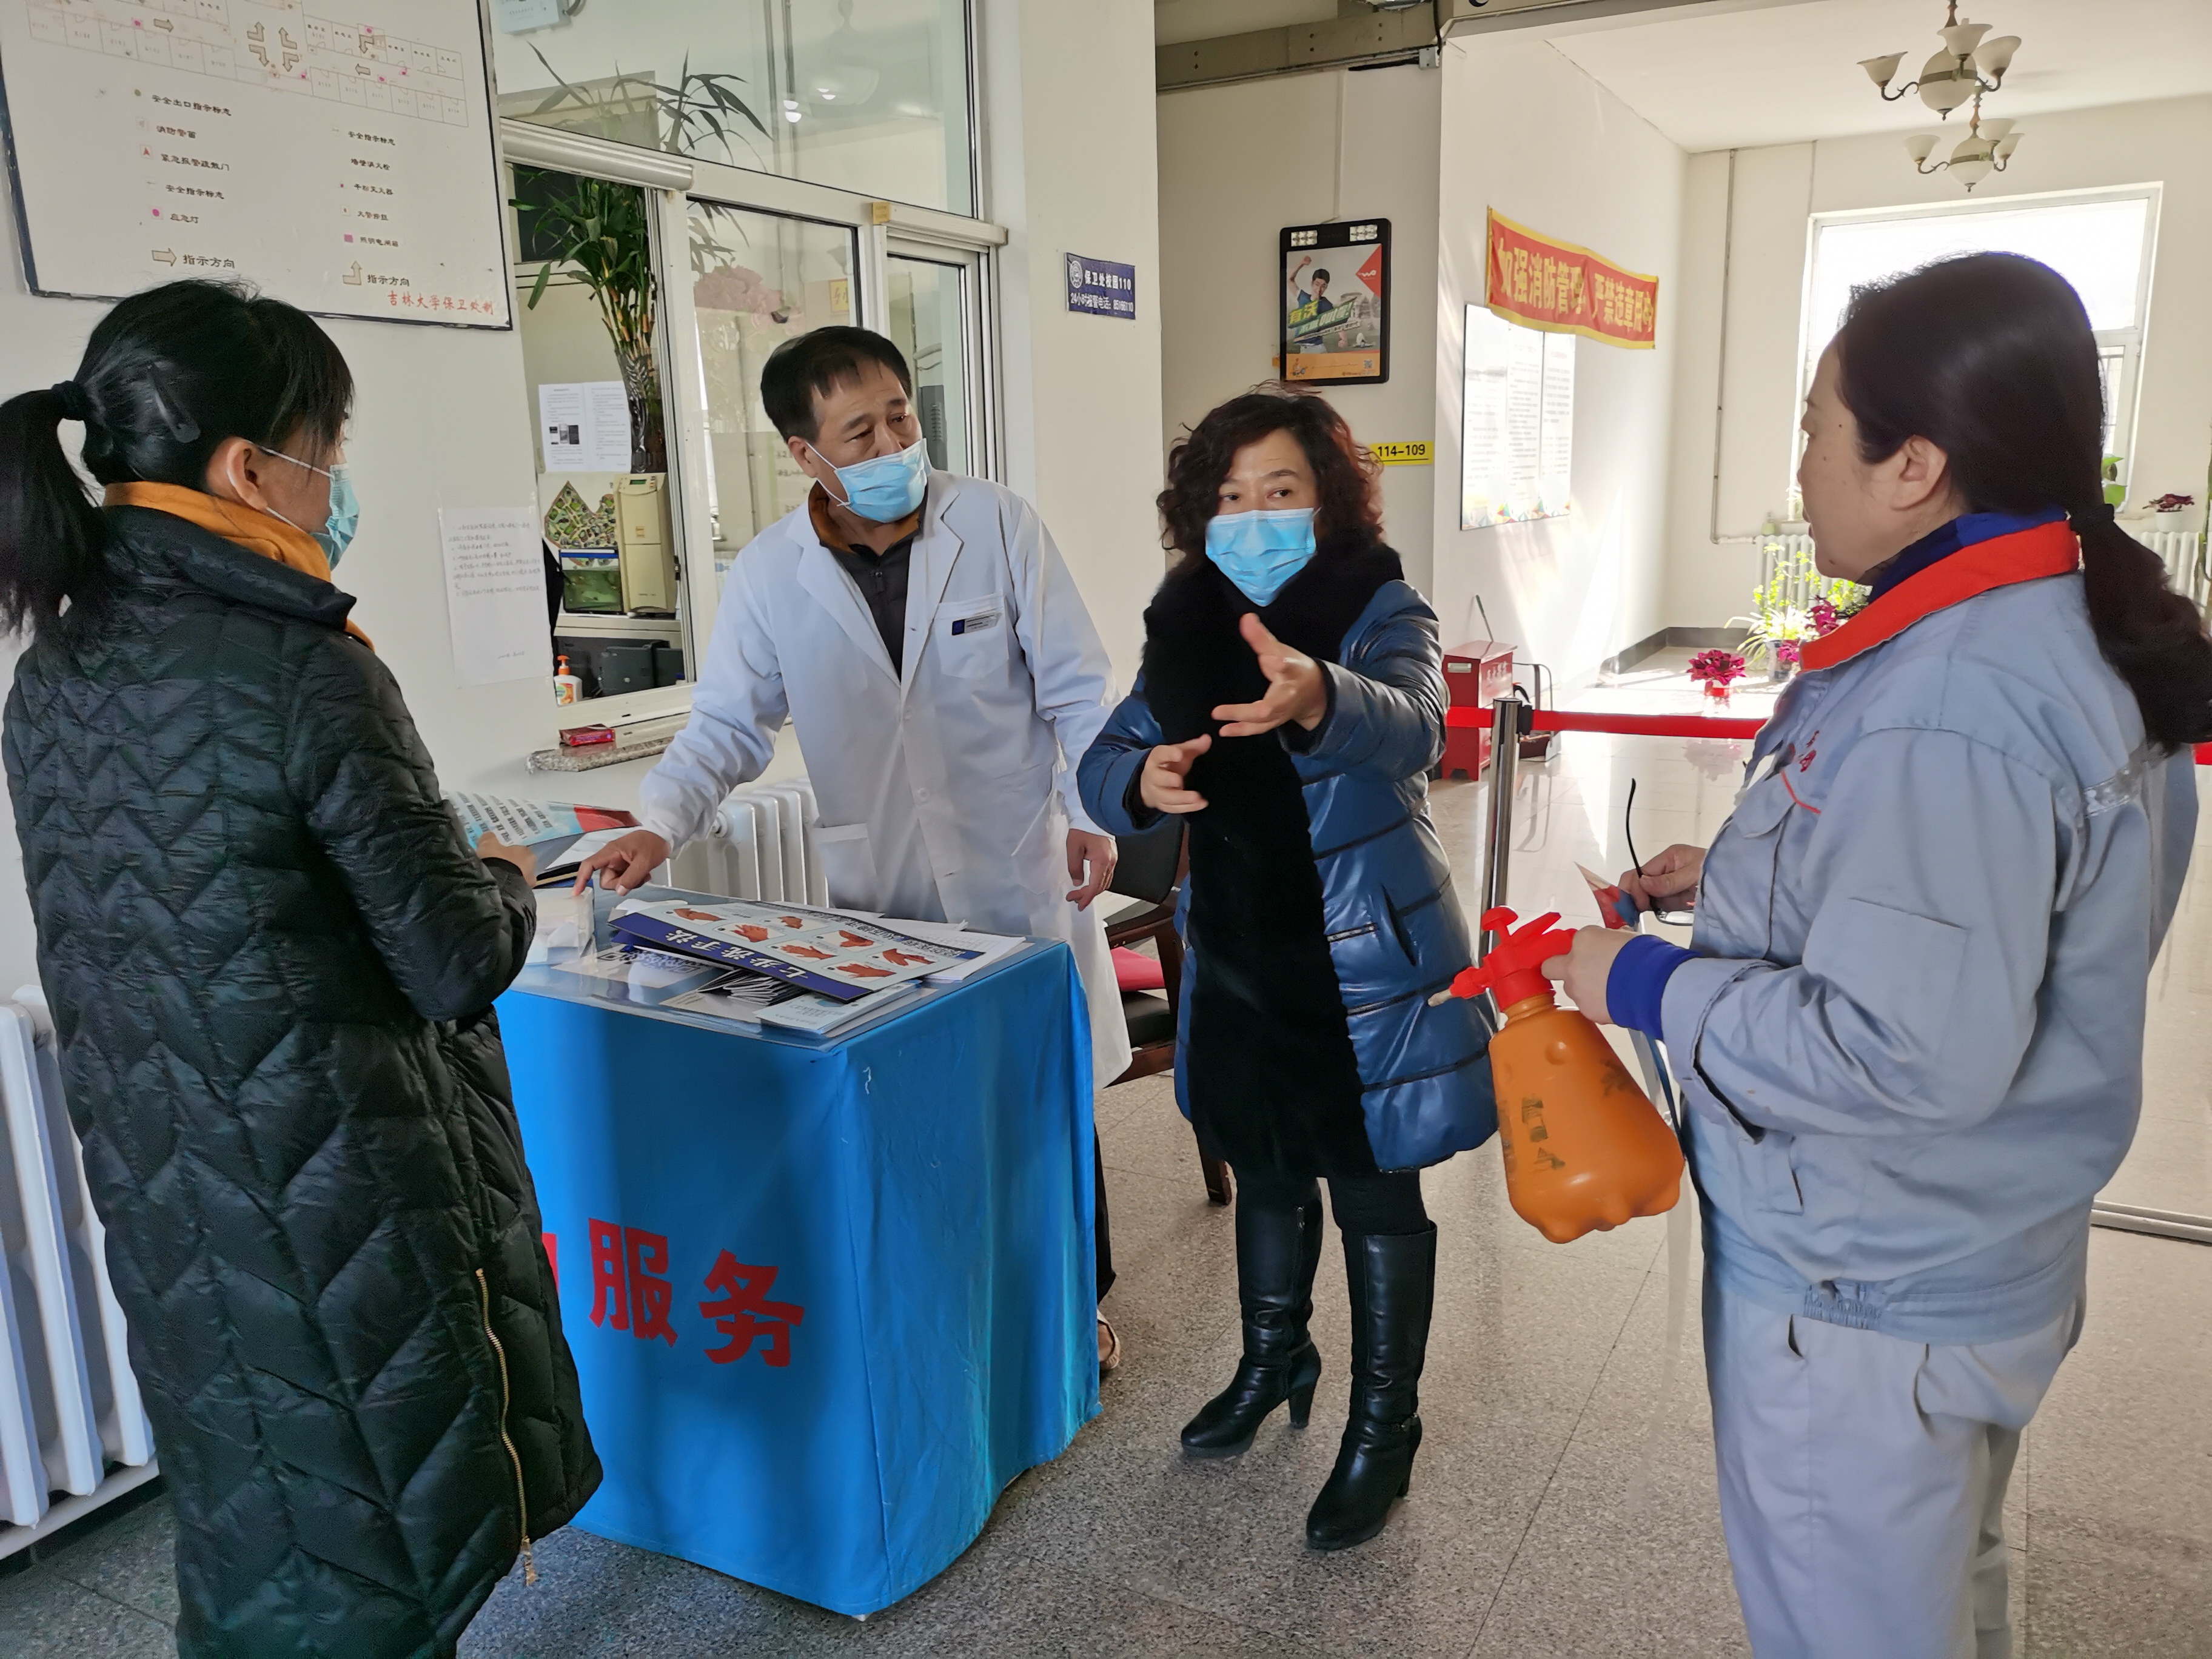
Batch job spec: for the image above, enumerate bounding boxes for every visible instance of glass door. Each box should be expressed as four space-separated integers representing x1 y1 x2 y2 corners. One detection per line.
686 199 863 582
885 253 973 475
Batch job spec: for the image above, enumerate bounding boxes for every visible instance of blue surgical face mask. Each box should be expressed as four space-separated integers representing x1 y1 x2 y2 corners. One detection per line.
1204 508 1316 606
262 447 360 569
808 435 929 523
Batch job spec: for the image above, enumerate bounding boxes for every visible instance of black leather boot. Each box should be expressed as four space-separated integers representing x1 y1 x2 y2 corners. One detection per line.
1180 1185 1326 1457
1305 1224 1436 1550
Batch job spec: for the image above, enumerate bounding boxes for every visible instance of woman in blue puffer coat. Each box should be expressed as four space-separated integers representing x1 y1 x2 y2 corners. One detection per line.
1078 386 1494 1552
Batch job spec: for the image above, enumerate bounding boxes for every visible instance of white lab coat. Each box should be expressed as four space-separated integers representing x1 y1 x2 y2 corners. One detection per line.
636 471 1134 1088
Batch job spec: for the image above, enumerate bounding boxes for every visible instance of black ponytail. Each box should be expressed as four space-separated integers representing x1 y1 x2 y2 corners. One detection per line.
0 279 352 640
0 384 107 636
1834 252 2212 751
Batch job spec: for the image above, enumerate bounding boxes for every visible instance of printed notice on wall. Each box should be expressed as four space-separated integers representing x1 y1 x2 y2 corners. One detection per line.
537 381 634 472
0 0 511 326
1461 304 1575 529
439 509 549 687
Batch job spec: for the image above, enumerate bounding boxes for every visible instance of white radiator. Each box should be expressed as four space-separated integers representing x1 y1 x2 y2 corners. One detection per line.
665 777 825 905
0 988 158 1557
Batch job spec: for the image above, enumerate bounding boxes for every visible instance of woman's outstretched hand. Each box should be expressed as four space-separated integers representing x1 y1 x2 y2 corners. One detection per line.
1618 843 1706 913
1140 736 1212 814
1212 614 1327 736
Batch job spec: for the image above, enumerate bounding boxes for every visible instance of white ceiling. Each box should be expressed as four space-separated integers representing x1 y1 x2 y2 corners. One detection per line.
1536 0 2212 153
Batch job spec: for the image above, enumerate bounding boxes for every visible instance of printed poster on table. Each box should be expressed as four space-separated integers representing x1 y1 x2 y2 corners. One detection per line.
609 899 980 1004
0 0 511 326
1484 210 1657 349
1279 220 1389 386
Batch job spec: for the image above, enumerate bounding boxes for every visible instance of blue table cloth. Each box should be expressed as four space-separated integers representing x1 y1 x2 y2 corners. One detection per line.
497 939 1098 1615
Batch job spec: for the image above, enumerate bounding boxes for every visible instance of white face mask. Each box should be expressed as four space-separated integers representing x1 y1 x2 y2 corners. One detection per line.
260 446 359 567
806 437 930 522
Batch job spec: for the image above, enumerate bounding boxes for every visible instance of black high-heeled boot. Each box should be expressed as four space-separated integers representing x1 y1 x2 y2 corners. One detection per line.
1305 1224 1436 1550
1180 1186 1326 1457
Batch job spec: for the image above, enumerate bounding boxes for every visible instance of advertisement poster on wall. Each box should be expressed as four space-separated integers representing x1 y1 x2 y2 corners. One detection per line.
1279 220 1389 384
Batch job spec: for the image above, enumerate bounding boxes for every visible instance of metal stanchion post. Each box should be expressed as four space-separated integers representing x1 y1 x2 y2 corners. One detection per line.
1478 694 1524 967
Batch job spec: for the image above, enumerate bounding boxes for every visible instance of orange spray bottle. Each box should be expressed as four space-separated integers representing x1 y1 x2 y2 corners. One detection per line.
1436 907 1684 1243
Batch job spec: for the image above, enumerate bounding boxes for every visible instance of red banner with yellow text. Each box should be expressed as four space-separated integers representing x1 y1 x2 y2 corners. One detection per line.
1485 210 1658 349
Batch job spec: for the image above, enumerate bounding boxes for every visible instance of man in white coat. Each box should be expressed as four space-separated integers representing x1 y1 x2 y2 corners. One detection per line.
574 326 1134 1363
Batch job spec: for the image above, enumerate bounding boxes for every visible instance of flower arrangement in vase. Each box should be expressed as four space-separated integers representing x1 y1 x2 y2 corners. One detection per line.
1687 649 1748 707
1732 543 1868 682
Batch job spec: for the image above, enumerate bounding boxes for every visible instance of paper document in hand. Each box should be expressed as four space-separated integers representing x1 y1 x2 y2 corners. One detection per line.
448 793 640 883
608 899 980 1002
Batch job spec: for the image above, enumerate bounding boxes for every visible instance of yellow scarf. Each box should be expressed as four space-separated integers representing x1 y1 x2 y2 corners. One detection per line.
104 481 374 649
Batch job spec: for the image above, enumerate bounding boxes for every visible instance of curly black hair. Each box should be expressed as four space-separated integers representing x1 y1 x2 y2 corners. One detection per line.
1158 383 1382 562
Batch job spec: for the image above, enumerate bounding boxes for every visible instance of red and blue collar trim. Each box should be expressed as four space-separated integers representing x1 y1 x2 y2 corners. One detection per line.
1798 520 2080 673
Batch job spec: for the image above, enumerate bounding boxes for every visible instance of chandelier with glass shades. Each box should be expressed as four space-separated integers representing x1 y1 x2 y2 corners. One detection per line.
1858 2 2023 192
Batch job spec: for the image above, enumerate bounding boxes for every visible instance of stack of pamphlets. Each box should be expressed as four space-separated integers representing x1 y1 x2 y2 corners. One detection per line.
448 793 639 886
607 898 987 1035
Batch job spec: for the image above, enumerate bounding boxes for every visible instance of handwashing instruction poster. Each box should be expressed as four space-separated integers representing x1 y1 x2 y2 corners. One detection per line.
0 0 510 326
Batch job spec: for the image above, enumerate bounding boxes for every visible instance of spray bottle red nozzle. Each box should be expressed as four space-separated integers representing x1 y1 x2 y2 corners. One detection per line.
1429 906 1578 1007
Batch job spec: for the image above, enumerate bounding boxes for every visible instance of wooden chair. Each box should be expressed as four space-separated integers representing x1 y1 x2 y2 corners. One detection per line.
1103 819 1233 1205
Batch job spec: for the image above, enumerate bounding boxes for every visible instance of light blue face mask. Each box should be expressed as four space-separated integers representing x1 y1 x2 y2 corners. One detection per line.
1204 507 1317 606
807 435 929 523
263 447 360 568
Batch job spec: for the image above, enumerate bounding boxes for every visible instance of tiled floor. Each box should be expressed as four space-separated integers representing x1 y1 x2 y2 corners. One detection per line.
4 721 2208 1658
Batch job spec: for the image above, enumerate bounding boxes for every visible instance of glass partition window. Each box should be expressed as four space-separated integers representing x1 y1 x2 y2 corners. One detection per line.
886 255 968 474
689 201 860 578
491 1 973 216
515 167 691 706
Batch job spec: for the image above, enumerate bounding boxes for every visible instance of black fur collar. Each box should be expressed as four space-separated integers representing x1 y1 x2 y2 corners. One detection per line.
1140 530 1402 743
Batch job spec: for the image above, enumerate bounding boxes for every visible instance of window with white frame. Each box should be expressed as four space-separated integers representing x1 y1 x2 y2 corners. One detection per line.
1796 190 2159 512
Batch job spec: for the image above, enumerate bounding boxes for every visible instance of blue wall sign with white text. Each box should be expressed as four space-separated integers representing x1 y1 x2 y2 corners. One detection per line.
1065 254 1136 321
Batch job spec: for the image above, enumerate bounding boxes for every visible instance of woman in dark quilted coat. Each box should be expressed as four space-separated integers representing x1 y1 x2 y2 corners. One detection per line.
0 281 598 1657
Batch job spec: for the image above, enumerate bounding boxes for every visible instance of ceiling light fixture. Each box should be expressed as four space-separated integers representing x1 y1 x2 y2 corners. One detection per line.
807 0 881 110
1858 2 2023 191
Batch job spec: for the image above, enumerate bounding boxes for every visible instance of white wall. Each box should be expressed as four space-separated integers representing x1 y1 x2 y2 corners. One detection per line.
1156 62 1444 594
1430 35 1686 683
1663 93 2212 633
0 152 573 994
1 0 1163 993
982 0 1165 681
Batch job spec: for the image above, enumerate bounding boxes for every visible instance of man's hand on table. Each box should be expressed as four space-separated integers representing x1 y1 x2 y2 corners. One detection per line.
571 828 672 895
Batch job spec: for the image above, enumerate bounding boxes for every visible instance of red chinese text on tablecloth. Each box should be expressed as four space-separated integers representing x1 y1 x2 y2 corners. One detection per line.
587 1218 677 1344
699 1252 806 1367
566 1223 804 1366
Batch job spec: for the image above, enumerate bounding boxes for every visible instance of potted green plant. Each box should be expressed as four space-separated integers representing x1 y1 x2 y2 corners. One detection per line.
519 46 769 164
515 169 663 473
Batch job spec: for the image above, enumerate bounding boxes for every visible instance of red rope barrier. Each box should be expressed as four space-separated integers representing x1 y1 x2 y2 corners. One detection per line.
1445 705 2212 762
1442 705 1766 740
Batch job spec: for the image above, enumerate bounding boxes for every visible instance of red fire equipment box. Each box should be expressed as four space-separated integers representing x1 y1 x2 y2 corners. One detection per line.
1440 640 1514 779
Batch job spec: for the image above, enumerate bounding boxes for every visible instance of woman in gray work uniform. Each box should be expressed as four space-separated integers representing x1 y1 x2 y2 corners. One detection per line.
1548 253 2210 1657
